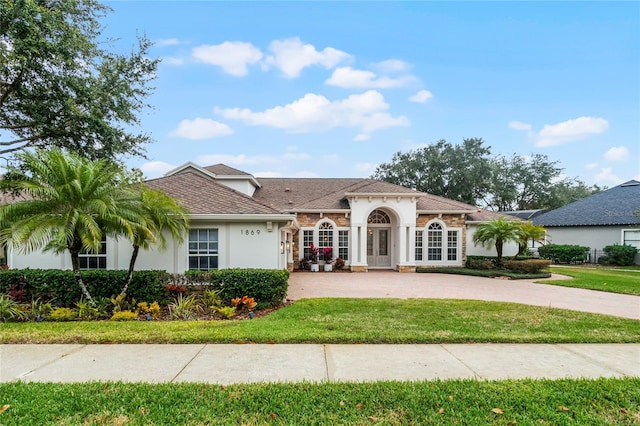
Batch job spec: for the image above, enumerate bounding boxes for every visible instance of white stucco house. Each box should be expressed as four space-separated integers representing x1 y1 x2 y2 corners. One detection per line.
532 180 640 264
6 162 507 272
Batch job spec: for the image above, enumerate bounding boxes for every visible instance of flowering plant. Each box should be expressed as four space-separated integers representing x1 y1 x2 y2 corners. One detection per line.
323 247 333 263
308 243 320 264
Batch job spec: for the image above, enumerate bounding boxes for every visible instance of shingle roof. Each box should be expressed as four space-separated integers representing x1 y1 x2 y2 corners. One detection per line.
203 164 253 176
145 170 281 215
532 180 640 227
504 209 546 220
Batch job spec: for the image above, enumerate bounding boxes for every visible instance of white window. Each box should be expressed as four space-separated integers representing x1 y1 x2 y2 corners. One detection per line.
318 222 333 261
415 230 423 261
79 236 107 270
447 231 458 261
427 223 443 261
338 230 349 261
623 229 640 249
300 220 349 263
188 229 218 270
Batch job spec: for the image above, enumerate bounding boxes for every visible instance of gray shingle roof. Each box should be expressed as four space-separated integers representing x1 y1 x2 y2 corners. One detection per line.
145 170 281 215
532 180 640 227
203 164 253 176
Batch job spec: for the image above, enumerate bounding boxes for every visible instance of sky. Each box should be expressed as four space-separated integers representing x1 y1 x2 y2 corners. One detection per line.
103 1 640 186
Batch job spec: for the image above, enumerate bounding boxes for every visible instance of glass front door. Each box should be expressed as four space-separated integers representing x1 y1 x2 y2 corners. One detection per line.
367 227 391 268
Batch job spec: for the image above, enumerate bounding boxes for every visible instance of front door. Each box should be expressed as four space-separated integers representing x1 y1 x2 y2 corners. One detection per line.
367 227 391 268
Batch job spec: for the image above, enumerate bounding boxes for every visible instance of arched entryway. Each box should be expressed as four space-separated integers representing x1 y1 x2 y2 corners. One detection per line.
367 209 393 268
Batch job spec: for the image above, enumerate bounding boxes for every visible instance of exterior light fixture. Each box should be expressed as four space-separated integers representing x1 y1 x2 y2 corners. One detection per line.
280 241 285 254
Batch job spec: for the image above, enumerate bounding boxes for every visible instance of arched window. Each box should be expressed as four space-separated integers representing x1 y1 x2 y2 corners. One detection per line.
318 222 334 261
367 209 391 224
427 223 443 261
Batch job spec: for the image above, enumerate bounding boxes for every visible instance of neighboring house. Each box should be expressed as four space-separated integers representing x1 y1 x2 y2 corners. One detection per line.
532 180 640 264
6 162 506 272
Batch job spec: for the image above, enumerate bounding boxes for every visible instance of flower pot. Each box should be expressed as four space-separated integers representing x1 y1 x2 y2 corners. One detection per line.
323 264 333 272
310 264 319 272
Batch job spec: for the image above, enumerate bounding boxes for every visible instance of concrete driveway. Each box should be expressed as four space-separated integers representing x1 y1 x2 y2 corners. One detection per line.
287 271 640 320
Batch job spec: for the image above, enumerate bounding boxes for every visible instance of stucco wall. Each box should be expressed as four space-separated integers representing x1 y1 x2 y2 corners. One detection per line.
465 224 519 257
544 226 628 250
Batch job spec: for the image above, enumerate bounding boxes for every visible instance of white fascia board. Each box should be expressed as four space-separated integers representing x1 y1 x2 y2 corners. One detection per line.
189 214 296 222
214 175 261 189
164 162 217 179
344 192 418 198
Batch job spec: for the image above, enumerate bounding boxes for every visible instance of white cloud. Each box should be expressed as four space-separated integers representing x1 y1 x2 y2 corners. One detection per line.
409 90 433 103
162 57 184 65
139 161 176 178
373 59 410 73
169 118 234 140
594 167 625 185
604 145 629 162
326 67 415 89
263 37 351 78
192 41 263 76
536 116 608 147
196 151 314 175
585 162 599 170
155 38 181 47
215 90 409 138
353 134 370 141
509 121 533 131
197 154 261 165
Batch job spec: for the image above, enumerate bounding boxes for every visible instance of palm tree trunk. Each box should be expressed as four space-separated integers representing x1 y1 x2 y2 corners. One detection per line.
495 240 504 266
70 249 95 305
120 244 139 298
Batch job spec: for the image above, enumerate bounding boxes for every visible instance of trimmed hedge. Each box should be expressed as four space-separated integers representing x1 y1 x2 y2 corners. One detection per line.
503 259 552 274
0 270 168 306
538 244 589 264
417 267 551 279
182 268 289 306
599 244 639 266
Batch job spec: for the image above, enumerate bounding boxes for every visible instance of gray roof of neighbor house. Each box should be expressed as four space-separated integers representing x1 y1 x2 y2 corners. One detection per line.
145 169 282 215
504 209 546 220
532 180 640 227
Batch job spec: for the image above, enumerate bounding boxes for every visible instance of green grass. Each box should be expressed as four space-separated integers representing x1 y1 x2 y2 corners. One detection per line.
2 299 638 344
1 378 638 425
542 266 640 295
417 267 551 279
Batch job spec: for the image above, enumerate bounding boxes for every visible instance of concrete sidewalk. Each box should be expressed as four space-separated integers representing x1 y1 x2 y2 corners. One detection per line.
2 344 638 384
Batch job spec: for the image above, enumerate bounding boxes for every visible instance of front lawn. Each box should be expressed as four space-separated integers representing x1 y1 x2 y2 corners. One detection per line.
1 378 638 425
2 299 638 344
542 267 640 295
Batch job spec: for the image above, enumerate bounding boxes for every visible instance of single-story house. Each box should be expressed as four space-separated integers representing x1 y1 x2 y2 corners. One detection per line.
6 162 507 272
532 180 640 264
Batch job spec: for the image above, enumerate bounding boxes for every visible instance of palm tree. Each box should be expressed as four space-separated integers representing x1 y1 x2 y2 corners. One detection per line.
0 148 143 304
472 216 521 265
119 184 189 297
515 221 546 257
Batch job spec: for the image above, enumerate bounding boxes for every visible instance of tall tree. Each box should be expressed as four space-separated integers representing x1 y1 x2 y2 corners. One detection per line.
372 138 493 205
120 185 189 297
0 0 158 161
472 217 520 265
0 148 144 303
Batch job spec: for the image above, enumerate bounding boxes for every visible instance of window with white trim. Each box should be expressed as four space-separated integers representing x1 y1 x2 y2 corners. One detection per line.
318 222 333 261
447 231 458 261
427 223 443 261
188 229 218 270
79 236 107 270
302 230 314 260
415 230 423 261
623 229 640 249
338 230 349 260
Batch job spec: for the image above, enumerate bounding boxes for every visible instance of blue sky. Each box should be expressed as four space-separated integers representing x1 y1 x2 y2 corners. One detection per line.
103 1 640 186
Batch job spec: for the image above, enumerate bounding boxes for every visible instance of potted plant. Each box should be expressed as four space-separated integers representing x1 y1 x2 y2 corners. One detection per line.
323 247 333 272
308 243 320 272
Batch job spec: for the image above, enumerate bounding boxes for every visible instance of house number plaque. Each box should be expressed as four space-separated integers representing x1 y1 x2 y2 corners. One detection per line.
240 229 261 236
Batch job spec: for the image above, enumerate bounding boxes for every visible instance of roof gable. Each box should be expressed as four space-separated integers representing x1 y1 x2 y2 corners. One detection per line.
533 180 640 227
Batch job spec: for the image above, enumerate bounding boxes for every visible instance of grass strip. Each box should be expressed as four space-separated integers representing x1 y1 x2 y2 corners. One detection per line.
2 299 638 344
0 378 638 425
542 267 640 295
417 267 550 279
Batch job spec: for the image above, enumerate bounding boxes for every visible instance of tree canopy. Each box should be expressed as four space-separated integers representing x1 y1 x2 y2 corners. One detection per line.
372 138 602 210
0 0 158 161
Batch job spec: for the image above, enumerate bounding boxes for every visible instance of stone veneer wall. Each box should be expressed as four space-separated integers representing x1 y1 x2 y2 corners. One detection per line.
292 212 351 269
416 213 468 265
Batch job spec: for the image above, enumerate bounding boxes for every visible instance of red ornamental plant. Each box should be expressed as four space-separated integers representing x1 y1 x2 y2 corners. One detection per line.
232 295 257 311
308 243 320 264
323 247 333 263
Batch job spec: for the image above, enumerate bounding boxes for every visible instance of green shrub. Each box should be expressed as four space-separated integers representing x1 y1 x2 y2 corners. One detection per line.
23 298 53 322
184 269 289 307
168 294 202 320
503 259 552 274
466 256 496 270
0 269 168 307
0 294 27 322
110 310 138 321
49 307 77 322
602 244 639 266
216 306 236 319
537 244 589 263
